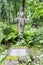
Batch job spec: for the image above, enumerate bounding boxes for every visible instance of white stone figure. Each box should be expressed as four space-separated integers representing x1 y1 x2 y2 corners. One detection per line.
15 7 29 43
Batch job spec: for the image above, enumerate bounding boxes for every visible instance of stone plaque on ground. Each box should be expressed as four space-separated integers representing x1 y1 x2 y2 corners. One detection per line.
4 47 29 65
8 47 28 57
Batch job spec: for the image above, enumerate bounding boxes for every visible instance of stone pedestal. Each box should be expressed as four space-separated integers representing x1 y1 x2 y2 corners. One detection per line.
4 47 30 65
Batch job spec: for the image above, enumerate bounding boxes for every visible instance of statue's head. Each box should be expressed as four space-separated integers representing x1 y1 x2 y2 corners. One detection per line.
17 11 24 17
19 11 24 17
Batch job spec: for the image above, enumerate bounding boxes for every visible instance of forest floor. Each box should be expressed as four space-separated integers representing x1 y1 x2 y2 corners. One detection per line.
0 44 43 65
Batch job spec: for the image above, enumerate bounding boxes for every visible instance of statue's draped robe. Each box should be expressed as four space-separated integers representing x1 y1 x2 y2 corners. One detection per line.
15 16 26 39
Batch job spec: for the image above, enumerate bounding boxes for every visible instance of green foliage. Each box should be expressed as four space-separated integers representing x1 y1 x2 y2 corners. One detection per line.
0 44 6 53
0 22 5 43
0 0 22 23
0 0 43 65
0 22 43 47
22 25 37 46
18 25 43 47
1 0 7 22
25 0 43 27
33 28 43 45
0 0 43 47
3 24 18 42
0 22 18 44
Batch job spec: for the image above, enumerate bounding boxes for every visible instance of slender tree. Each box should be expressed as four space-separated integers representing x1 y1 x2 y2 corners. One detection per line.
22 0 26 11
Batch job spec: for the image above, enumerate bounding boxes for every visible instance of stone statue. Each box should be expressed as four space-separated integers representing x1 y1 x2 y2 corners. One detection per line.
15 7 29 43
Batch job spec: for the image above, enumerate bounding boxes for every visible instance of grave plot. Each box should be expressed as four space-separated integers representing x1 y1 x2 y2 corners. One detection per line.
4 47 31 65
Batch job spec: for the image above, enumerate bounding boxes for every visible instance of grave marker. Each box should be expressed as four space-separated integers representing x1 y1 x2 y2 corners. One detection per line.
8 47 28 57
4 47 29 65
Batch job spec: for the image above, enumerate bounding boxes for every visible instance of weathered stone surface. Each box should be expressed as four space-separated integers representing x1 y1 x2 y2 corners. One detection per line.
15 7 29 42
4 47 31 65
7 47 28 57
4 60 18 65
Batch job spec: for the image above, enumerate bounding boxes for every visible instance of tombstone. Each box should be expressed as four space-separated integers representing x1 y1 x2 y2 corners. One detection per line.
4 47 31 65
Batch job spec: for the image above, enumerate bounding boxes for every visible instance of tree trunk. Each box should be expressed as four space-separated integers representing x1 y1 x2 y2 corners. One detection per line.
22 0 26 11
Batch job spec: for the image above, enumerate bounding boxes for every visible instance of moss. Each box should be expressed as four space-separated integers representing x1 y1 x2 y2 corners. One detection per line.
6 56 19 60
22 63 26 65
